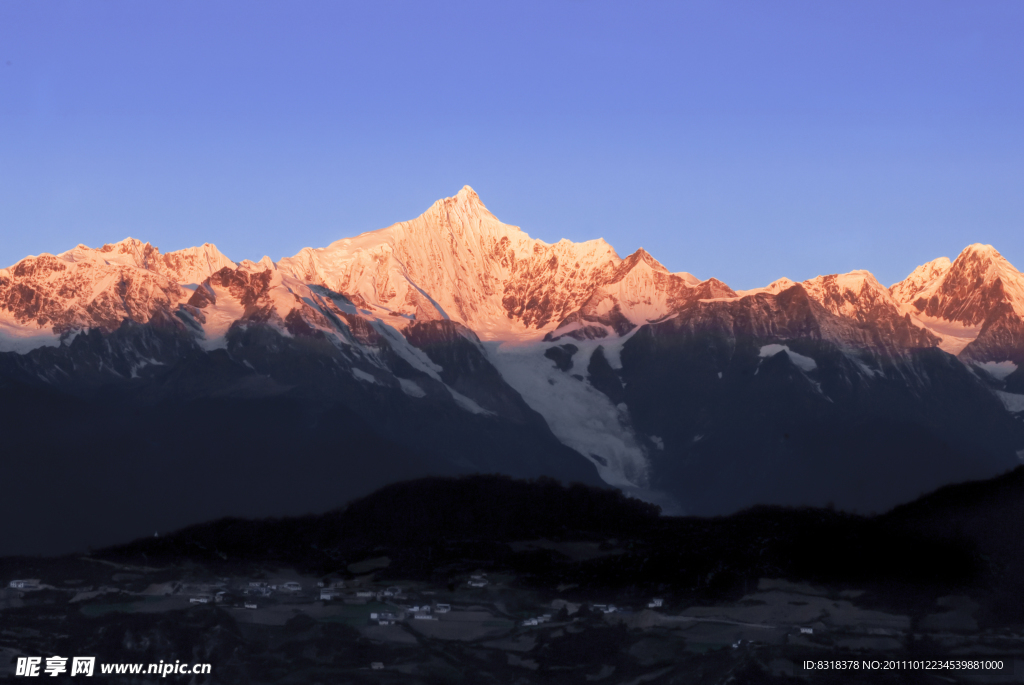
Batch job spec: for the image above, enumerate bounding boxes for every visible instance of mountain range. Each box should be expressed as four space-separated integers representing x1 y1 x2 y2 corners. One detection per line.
2 186 1023 555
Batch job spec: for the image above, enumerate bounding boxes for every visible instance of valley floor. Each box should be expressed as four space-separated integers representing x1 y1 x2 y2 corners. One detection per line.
1 555 1021 684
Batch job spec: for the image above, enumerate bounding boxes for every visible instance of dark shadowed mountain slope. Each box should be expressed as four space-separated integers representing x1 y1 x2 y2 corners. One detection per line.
0 320 602 557
2 189 1024 554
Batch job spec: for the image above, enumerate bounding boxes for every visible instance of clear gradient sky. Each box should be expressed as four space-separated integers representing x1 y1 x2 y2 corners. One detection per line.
2 1 1022 289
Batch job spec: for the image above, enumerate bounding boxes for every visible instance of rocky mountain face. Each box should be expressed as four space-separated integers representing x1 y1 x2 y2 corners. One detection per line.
1 186 1023 554
892 244 1024 326
274 187 624 336
889 244 1024 362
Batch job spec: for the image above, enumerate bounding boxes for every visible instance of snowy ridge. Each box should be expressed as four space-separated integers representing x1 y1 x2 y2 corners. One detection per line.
159 244 238 284
4 186 1024 503
800 271 898 322
889 257 952 305
735 277 798 298
276 186 623 340
889 245 1024 354
892 244 1024 324
0 248 187 335
548 249 710 338
59 238 237 285
6 190 1018 362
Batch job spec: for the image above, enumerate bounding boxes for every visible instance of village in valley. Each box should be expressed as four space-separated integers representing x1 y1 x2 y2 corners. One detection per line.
3 473 1023 683
1 547 1015 684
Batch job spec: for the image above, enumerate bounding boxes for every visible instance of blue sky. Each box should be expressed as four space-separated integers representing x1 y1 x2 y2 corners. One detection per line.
2 1 1022 289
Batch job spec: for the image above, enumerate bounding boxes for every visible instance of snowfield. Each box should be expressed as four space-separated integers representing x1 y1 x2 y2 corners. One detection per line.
976 361 1018 382
758 344 818 372
997 391 1024 414
486 340 649 490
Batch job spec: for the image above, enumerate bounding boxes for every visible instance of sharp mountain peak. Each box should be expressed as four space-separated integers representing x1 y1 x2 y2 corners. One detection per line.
2 185 1022 348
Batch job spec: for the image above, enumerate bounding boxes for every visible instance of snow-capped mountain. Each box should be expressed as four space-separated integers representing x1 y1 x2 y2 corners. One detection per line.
892 244 1024 325
0 239 238 351
275 186 624 338
889 244 1024 361
1 186 1023 554
889 256 952 305
547 249 724 341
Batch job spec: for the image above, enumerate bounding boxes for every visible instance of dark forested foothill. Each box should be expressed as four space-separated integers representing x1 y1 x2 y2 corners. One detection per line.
6 471 1024 683
95 471 1009 610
